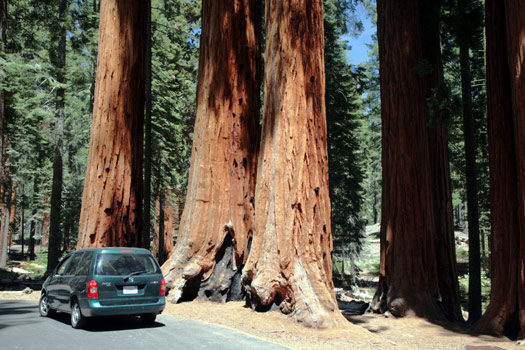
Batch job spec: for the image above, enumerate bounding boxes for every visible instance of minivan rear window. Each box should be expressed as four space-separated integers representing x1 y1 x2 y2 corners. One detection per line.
95 253 160 276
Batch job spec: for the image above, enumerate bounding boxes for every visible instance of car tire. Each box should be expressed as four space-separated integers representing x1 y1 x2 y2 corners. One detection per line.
71 300 87 329
39 293 55 317
140 313 157 325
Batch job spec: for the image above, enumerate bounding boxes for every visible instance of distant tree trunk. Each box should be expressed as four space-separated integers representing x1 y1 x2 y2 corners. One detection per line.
47 0 67 271
157 185 165 264
241 0 342 328
161 0 261 303
77 0 147 248
20 189 24 257
28 171 39 260
162 191 174 260
0 0 8 268
457 0 482 322
153 187 174 264
29 209 36 260
475 0 523 338
142 0 152 251
372 0 452 320
423 1 463 322
172 190 183 242
0 176 11 267
0 0 5 169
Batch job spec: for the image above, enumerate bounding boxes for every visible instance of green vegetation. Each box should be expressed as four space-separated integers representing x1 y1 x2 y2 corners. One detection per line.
458 271 491 313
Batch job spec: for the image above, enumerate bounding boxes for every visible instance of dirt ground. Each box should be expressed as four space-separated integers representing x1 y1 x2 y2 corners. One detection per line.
1 290 522 350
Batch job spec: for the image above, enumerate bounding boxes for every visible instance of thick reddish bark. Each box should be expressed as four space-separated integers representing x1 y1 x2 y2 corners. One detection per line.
161 0 261 303
475 0 520 337
77 0 147 248
241 0 342 328
372 0 453 320
422 1 463 322
506 3 525 337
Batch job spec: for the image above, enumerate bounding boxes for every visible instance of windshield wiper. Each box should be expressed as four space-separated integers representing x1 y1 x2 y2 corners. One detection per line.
124 270 146 281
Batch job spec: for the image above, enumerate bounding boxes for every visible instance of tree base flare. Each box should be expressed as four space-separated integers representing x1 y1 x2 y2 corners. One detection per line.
243 261 345 329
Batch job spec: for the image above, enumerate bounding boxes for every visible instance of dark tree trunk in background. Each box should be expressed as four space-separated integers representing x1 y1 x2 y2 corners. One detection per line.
422 1 463 322
143 0 152 251
157 185 165 264
0 0 5 169
372 0 459 320
20 188 24 257
476 0 524 338
0 0 7 268
242 0 342 328
77 0 147 248
47 0 67 271
0 176 12 267
457 0 482 322
161 0 261 303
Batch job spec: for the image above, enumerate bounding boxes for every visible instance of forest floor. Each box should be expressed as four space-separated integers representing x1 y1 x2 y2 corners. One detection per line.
0 290 522 350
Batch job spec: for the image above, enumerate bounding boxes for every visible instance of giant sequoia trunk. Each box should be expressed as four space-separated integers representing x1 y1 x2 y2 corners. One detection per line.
142 0 152 251
77 0 147 248
372 0 457 320
161 0 261 303
241 0 342 328
422 1 463 322
476 0 525 338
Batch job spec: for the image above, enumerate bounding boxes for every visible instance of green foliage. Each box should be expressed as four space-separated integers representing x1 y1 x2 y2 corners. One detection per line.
358 0 381 226
324 0 366 261
3 0 201 255
441 0 490 238
150 0 200 198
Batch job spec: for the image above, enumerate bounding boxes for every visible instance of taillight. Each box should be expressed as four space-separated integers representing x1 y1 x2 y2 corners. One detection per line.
87 280 99 298
160 278 166 296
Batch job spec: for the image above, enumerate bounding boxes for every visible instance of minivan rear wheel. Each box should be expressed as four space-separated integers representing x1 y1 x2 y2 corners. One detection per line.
71 301 87 329
140 313 156 325
39 294 55 317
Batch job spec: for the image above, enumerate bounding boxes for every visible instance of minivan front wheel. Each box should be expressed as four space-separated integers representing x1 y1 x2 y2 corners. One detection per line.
71 301 86 329
39 294 55 317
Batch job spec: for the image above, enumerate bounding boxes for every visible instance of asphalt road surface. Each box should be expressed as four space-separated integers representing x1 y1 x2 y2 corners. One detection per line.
0 300 288 350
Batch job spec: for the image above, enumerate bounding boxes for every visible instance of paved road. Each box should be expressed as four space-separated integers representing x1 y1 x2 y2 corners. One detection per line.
0 300 288 350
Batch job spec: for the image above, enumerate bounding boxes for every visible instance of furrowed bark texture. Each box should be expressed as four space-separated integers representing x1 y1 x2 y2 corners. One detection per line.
422 0 463 322
77 0 147 248
506 2 525 337
143 0 152 251
161 0 261 303
372 0 446 319
241 0 342 328
476 0 521 337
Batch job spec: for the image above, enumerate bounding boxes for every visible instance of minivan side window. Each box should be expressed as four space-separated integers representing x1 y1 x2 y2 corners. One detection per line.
76 252 94 276
63 253 83 276
56 256 71 275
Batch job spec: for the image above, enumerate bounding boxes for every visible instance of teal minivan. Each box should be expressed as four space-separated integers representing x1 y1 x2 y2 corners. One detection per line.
39 247 166 329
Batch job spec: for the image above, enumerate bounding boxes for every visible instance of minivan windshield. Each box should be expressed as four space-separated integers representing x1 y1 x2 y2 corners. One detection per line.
95 253 160 276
